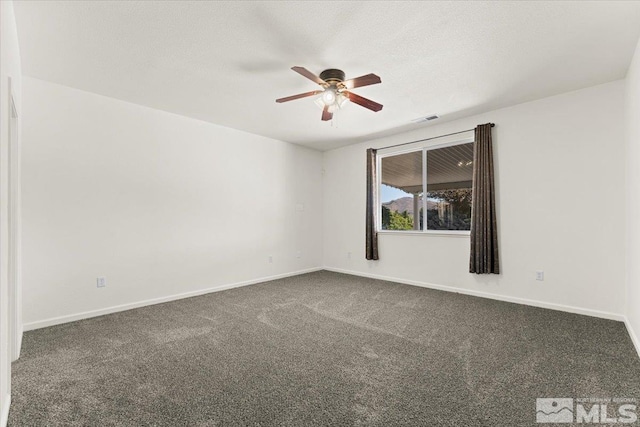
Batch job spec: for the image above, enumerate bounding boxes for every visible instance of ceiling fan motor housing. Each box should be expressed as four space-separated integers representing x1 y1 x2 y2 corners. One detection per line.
320 69 346 84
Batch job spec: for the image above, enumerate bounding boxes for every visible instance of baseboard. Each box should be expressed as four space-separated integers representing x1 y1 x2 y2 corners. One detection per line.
1 394 11 427
10 325 24 362
23 267 323 331
323 267 625 322
21 265 630 337
12 324 22 361
624 317 640 360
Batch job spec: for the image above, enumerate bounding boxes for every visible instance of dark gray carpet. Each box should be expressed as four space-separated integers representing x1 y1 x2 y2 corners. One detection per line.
9 271 640 426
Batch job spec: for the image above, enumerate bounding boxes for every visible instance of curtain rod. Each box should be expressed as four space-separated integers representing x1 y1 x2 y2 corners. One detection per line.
375 123 495 151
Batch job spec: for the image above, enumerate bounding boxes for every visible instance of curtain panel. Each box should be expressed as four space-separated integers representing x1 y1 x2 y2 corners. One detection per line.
470 124 500 274
365 148 379 260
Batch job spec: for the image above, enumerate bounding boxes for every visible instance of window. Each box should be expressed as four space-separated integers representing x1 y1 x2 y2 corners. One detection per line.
380 150 424 231
379 138 474 234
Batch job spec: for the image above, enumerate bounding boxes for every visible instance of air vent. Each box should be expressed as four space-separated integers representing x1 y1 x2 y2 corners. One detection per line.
411 114 439 123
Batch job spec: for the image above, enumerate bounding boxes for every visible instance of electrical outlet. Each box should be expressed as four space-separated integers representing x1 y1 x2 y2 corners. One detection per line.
97 277 107 288
296 251 301 259
347 252 352 259
536 271 544 281
268 255 273 264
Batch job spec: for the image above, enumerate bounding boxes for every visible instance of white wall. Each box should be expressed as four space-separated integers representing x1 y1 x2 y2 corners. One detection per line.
21 77 323 328
323 80 626 319
626 39 640 351
0 0 22 425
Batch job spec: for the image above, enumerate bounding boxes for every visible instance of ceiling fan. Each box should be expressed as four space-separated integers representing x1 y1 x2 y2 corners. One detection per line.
276 66 383 121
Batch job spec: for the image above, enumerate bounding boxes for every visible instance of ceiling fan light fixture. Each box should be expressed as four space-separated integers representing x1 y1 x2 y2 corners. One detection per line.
321 88 336 105
336 92 348 107
315 91 348 112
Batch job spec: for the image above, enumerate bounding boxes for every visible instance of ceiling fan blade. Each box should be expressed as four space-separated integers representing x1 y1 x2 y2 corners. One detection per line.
292 66 327 86
276 90 322 103
341 73 381 89
321 105 333 121
344 91 383 112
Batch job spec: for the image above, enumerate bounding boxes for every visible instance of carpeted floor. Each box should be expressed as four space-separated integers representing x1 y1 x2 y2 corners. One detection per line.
9 271 640 426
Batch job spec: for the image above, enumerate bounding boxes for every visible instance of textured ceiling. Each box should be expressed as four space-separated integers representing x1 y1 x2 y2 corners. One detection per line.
13 1 640 150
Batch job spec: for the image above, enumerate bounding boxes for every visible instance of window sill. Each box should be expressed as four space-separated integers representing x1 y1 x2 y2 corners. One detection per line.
377 230 470 237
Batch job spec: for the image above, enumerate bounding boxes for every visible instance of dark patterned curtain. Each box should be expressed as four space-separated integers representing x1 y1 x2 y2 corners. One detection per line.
470 124 499 274
365 148 379 260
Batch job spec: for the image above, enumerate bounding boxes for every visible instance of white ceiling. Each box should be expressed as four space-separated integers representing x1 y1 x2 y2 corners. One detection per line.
13 1 640 150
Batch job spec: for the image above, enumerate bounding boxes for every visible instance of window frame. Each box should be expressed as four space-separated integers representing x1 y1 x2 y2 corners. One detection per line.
376 132 475 236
